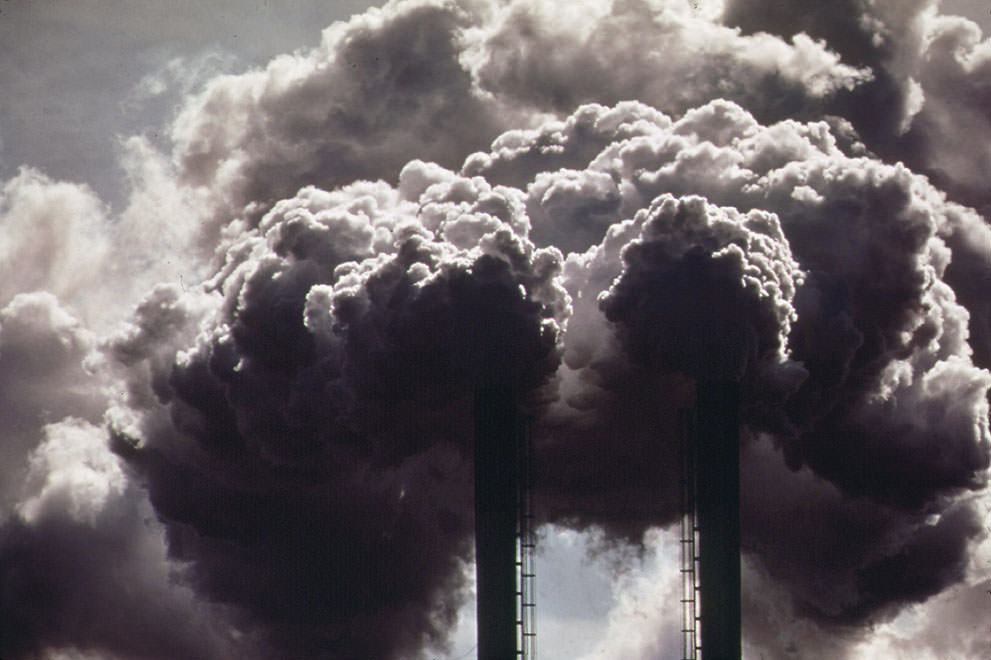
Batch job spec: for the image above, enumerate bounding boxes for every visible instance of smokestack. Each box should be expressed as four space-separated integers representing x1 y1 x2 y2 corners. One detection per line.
474 383 521 660
695 379 741 659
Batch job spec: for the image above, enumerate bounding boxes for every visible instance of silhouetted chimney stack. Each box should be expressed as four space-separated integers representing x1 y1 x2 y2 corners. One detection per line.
695 379 741 660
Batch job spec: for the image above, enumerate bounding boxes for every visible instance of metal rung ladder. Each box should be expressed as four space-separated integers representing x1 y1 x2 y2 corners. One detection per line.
679 409 702 660
516 416 537 659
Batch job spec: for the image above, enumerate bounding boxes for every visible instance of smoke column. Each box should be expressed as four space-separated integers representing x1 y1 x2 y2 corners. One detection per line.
1 1 990 659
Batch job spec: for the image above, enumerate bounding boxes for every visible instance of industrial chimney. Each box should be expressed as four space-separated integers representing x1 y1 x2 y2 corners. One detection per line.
474 384 536 660
680 380 741 660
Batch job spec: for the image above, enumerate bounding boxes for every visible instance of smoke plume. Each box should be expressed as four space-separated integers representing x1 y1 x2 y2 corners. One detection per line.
1 0 989 658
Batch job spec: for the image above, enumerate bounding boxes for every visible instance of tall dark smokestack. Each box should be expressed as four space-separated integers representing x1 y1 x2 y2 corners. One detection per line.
695 379 741 659
474 383 521 660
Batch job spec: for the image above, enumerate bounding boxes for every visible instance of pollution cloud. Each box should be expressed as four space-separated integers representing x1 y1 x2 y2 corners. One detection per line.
1 0 989 658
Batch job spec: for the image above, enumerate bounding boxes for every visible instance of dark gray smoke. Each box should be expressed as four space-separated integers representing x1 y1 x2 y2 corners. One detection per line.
1 1 989 658
101 169 566 658
469 99 989 646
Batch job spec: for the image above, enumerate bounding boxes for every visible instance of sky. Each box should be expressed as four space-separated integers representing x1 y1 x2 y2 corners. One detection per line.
0 1 990 659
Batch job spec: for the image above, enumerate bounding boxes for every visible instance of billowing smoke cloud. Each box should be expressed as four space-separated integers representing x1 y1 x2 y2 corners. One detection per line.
0 294 103 509
463 98 989 639
0 171 111 313
100 168 566 657
0 294 248 660
723 0 991 204
722 0 991 371
2 0 990 658
470 0 869 118
158 0 869 243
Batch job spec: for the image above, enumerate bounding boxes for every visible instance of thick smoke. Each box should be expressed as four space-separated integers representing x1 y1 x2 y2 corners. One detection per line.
0 171 111 315
724 0 991 370
465 99 989 639
2 0 990 658
0 295 246 660
101 168 566 658
160 0 869 244
470 0 869 118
